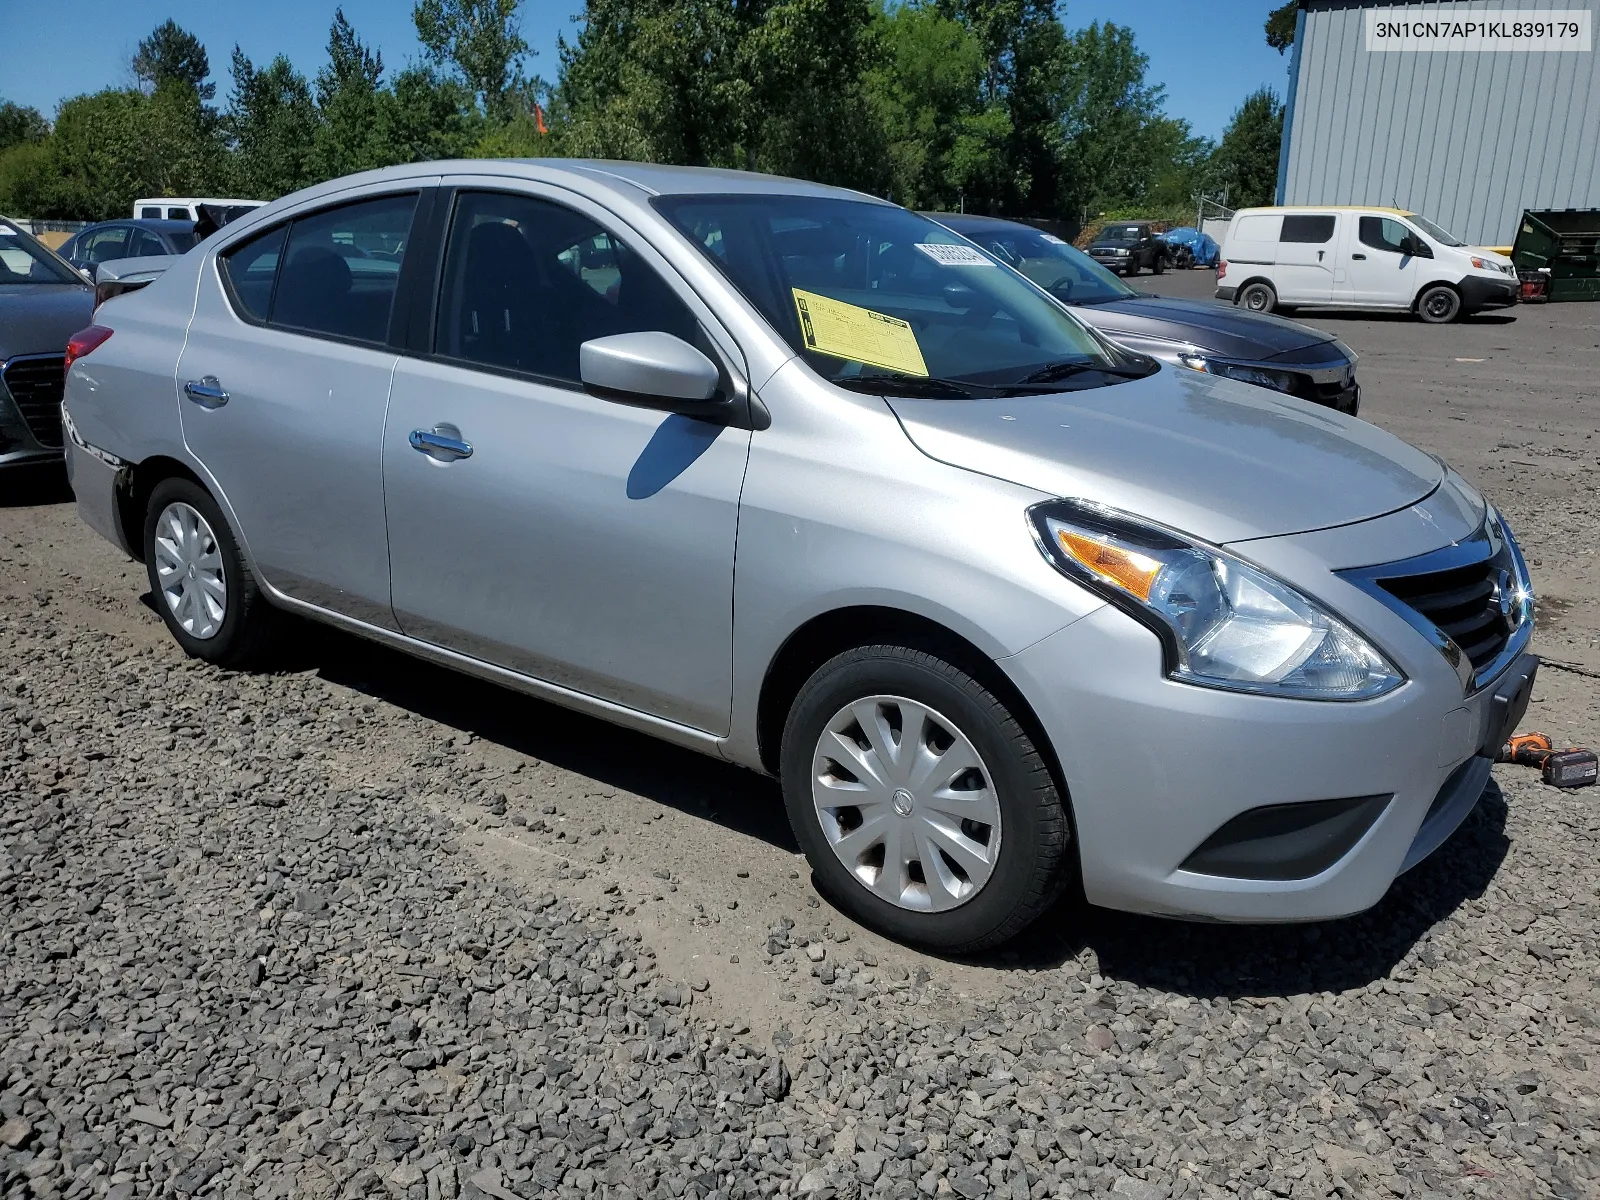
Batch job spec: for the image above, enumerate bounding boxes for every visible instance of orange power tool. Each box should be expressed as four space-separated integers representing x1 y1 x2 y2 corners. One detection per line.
1496 732 1598 789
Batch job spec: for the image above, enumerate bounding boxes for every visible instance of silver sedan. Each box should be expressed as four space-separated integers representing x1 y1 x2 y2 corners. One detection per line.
63 160 1536 951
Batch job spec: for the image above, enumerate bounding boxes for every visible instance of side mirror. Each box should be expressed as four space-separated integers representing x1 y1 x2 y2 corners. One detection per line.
580 331 721 410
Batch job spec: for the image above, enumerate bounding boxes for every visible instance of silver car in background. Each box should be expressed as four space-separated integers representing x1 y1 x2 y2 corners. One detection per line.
63 160 1536 951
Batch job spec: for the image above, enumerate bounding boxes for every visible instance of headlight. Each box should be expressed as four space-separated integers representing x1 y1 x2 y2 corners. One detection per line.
1028 500 1405 700
1178 354 1298 394
1112 247 1129 255
1470 256 1509 274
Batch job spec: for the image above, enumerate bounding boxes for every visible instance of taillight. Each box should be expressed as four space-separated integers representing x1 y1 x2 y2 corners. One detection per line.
1216 260 1228 280
64 325 114 378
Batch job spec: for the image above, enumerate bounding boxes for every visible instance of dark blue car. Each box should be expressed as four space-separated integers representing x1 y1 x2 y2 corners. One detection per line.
57 219 199 281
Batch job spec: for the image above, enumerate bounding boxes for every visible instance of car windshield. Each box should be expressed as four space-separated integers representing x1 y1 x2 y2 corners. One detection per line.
943 221 1135 305
655 194 1143 393
1097 226 1143 244
1406 213 1466 247
0 221 80 285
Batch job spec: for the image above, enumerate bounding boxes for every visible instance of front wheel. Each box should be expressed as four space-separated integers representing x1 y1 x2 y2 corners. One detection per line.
1152 255 1165 275
1239 281 1277 313
1417 284 1462 323
780 644 1073 952
143 478 279 667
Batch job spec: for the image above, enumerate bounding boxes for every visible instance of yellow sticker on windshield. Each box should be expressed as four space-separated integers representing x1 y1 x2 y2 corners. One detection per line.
792 289 928 377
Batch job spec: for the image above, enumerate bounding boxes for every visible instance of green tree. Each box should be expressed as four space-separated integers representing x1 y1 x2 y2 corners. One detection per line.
413 0 530 122
1056 22 1169 216
377 67 482 164
37 85 224 219
865 2 1004 209
0 101 49 152
133 20 216 102
1266 2 1298 53
0 142 57 216
226 48 321 200
1209 86 1283 207
312 11 390 179
1142 116 1214 209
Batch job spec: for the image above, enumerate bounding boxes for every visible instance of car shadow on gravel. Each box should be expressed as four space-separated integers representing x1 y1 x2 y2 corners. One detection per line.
287 622 801 853
0 463 72 506
985 782 1512 998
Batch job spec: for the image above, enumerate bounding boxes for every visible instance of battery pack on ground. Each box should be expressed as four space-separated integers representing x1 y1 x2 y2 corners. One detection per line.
1543 749 1599 789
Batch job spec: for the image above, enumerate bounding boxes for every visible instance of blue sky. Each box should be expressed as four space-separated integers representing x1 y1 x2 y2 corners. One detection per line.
0 0 1294 142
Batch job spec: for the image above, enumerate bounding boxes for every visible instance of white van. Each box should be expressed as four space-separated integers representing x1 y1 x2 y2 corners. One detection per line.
1216 206 1518 323
131 197 265 222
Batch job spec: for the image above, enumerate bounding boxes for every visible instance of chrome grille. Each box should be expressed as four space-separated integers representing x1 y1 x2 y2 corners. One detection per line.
2 355 66 449
1376 556 1512 673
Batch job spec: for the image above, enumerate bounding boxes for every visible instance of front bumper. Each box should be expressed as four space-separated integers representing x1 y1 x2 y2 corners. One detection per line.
1459 275 1519 312
1089 252 1131 272
1004 490 1533 923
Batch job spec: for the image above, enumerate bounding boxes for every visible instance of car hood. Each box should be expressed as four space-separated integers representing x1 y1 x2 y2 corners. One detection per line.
1073 295 1340 360
887 367 1443 544
0 284 94 360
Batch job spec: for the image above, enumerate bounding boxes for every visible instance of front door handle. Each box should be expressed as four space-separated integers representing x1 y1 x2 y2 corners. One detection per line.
1352 253 1367 260
183 376 229 408
409 427 473 460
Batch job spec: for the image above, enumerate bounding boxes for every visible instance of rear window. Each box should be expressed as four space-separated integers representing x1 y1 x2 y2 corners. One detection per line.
1280 214 1335 243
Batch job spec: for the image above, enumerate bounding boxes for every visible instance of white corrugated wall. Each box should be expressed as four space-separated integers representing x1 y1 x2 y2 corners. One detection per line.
1280 0 1600 245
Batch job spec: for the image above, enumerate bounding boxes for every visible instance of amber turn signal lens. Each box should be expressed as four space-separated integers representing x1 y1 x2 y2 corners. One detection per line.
1055 529 1163 601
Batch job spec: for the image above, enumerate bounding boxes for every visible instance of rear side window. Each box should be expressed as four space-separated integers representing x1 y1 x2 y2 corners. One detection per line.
1280 214 1335 243
129 229 168 257
219 194 417 342
1231 214 1281 244
272 194 416 343
434 190 699 384
140 207 161 219
220 224 287 320
166 207 190 221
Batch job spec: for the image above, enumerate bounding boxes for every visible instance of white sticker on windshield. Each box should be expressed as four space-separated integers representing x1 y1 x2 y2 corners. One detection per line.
1040 233 1067 245
914 243 996 267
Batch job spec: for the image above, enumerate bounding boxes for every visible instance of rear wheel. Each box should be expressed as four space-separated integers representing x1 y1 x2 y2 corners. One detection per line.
143 478 279 667
780 644 1072 952
1417 284 1462 323
1152 254 1165 275
1239 281 1277 313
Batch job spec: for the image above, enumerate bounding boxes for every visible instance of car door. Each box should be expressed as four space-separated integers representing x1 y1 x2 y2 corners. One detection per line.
383 184 752 735
176 186 433 629
1272 213 1337 303
1340 215 1423 306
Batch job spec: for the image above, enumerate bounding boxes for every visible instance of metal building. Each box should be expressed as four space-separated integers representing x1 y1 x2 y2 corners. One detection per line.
1277 0 1600 246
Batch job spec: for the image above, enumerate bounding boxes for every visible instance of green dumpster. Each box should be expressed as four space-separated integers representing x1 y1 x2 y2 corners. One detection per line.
1510 209 1600 301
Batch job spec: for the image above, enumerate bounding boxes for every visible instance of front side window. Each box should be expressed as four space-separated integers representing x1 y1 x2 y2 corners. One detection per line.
434 191 700 384
140 207 161 219
1359 216 1415 256
166 207 190 221
656 195 1139 394
269 193 416 342
1280 214 1335 243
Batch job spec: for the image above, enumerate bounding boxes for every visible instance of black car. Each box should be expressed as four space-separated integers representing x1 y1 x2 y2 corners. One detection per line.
1086 221 1166 276
929 213 1361 414
57 219 200 281
0 219 94 470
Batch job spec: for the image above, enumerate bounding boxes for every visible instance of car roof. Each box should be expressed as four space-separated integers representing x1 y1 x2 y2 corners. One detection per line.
79 218 196 234
1236 205 1414 217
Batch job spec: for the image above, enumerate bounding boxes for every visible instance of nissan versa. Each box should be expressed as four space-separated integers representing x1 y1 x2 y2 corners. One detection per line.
62 161 1537 951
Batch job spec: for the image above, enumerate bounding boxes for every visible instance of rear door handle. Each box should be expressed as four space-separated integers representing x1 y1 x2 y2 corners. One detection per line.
409 427 473 460
1351 253 1367 260
183 376 229 408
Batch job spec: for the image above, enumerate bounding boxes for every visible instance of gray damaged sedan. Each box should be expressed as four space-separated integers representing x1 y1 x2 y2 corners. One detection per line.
63 161 1537 951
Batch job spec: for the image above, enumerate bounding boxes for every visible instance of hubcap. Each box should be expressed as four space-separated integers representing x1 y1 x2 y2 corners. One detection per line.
153 502 226 640
1426 292 1453 318
811 696 1002 913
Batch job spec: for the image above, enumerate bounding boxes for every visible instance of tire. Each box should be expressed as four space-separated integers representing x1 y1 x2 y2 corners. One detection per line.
1125 260 1139 277
1152 255 1165 276
143 477 279 667
1417 284 1462 324
1239 281 1277 314
779 644 1072 953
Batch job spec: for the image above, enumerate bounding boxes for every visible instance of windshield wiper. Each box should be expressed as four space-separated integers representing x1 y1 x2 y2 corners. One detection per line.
1013 359 1154 386
833 374 984 399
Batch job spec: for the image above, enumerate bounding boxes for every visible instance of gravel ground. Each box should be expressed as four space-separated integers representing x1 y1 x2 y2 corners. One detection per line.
3 292 1599 1200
